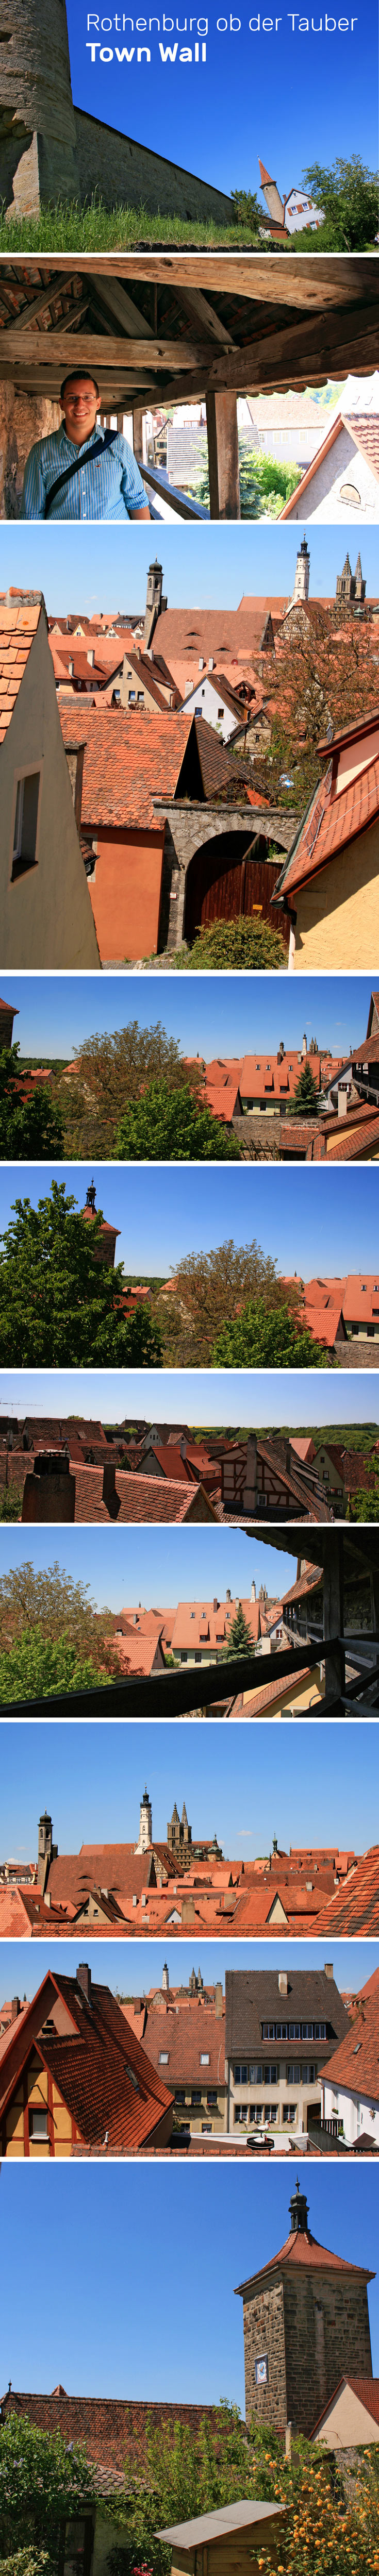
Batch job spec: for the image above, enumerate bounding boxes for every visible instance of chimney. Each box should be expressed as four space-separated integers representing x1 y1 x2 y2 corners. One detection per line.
285 1441 291 1473
77 1962 92 2003
215 1981 223 2018
199 656 204 670
182 1896 195 1922
208 656 215 671
226 1588 231 1602
278 1970 288 1996
244 1431 257 1509
324 1961 334 1979
251 1579 256 1603
87 648 95 667
68 657 74 677
213 1596 218 1613
102 1460 118 1515
11 1996 21 2021
64 739 86 832
338 1089 348 1118
302 1032 307 1058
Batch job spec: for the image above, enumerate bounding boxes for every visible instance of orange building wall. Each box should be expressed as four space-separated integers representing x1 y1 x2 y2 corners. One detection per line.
87 828 165 962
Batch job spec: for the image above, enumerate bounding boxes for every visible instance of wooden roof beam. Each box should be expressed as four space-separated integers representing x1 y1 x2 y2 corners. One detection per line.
1 277 85 330
19 253 377 308
158 300 379 402
0 330 212 371
89 274 155 338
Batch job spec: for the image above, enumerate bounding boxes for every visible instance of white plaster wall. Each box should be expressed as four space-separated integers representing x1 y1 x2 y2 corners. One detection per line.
323 2078 379 2145
182 675 238 743
0 614 99 967
286 425 379 523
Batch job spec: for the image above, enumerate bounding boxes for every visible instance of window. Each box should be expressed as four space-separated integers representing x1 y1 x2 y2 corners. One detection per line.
283 2104 297 2125
200 2052 210 2065
207 2090 218 2105
195 705 203 716
302 2066 316 2086
128 688 136 702
265 2103 278 2124
190 1611 195 1619
314 2023 326 2040
250 2104 264 2124
29 2106 48 2139
158 2050 169 2064
249 2064 263 2085
226 1611 231 1620
264 2064 278 2085
234 2063 248 2085
175 2089 186 2104
218 707 223 720
124 2064 140 2091
361 1283 367 1294
234 2103 249 2122
202 2123 212 2134
11 771 41 879
286 2066 298 2086
191 2090 202 2104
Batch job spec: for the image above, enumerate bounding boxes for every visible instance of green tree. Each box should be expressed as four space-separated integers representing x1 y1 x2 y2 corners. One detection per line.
0 1630 114 1703
108 2404 379 2576
157 1238 299 1370
302 153 379 249
0 2417 96 2568
0 1558 118 1670
349 1458 379 1520
195 441 299 521
114 1077 241 1162
221 1601 256 1659
230 187 261 228
0 1481 24 1520
0 1048 64 1160
0 1180 163 1368
211 1295 332 1369
286 1062 320 1120
171 916 287 972
56 1021 204 1159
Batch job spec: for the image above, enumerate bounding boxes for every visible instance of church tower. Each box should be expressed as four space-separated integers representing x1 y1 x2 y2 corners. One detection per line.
354 551 366 603
235 2181 374 2437
81 1181 120 1272
135 1785 153 1854
144 560 168 647
0 0 80 214
293 535 310 605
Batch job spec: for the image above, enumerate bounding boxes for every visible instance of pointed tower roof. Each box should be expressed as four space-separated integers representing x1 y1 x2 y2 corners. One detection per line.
342 552 352 577
235 2183 374 2295
259 159 274 185
181 1802 188 1825
171 1803 179 1825
355 552 363 578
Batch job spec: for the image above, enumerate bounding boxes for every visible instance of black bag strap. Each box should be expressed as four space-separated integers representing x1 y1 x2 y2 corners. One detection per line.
43 428 118 520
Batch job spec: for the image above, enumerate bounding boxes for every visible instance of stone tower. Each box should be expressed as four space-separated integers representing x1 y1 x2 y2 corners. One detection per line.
293 535 310 606
0 0 80 215
81 1181 120 1272
144 560 168 647
167 1800 192 1867
37 1809 57 1886
235 2182 374 2437
336 551 366 606
258 160 285 226
135 1785 153 1854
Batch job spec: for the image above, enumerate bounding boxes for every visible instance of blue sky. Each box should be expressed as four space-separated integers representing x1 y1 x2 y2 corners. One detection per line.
0 1525 296 1608
2 1935 378 1999
2 972 372 1066
1 1366 377 1425
1 2160 378 2403
1 524 379 613
1 1717 376 1855
67 0 378 201
1 1160 377 1281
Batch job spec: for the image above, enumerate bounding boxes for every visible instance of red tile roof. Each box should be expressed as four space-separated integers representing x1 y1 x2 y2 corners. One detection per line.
315 1849 379 1937
0 598 41 743
59 706 238 832
0 1969 174 2154
312 2379 379 2438
0 2389 223 2481
235 2226 374 2290
279 748 379 897
70 1466 217 1523
319 1979 379 2102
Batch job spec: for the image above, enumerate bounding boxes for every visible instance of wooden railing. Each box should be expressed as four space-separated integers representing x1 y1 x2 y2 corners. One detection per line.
141 460 209 521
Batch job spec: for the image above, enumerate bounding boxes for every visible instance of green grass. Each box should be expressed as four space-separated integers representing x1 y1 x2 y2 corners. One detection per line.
0 197 264 251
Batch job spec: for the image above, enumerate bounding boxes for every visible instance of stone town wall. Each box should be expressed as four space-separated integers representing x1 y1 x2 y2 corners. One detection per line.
0 385 60 517
74 108 233 219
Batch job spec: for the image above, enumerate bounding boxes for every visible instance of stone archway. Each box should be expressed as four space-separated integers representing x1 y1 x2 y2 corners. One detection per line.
184 830 289 946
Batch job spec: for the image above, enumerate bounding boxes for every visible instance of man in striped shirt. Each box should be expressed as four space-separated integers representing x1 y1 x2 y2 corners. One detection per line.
22 371 151 521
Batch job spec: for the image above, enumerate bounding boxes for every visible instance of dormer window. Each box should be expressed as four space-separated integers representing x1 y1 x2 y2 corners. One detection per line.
124 2064 140 2090
361 1284 367 1293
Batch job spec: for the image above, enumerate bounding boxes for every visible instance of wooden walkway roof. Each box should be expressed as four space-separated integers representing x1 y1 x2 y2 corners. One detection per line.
0 255 377 406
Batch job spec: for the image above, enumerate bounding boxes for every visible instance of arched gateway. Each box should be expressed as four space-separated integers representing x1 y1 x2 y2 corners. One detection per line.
184 831 290 946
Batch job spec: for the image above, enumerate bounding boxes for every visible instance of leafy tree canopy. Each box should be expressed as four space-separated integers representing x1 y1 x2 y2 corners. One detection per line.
106 2401 379 2576
303 154 379 248
349 1459 379 1521
0 1630 113 1702
171 916 287 972
114 1077 241 1162
157 1238 299 1370
211 1294 331 1369
0 2417 96 2568
0 1048 64 1160
0 1180 163 1368
286 1062 320 1120
0 1558 118 1669
55 1022 204 1159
